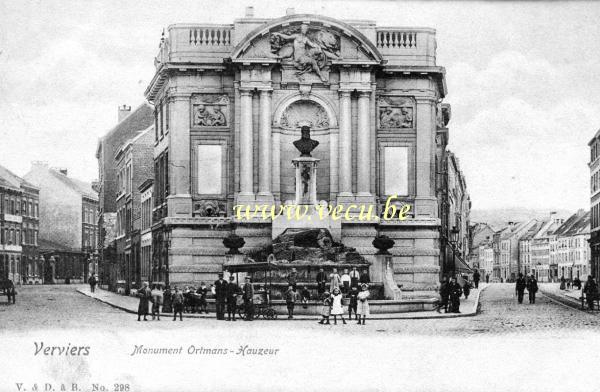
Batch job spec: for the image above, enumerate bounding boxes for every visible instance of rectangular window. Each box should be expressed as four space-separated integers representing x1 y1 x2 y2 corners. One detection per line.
165 101 169 132
384 146 409 196
159 102 164 137
196 145 222 194
164 152 169 196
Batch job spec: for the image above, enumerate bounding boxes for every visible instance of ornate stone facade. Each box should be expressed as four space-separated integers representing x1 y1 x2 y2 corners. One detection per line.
146 12 448 289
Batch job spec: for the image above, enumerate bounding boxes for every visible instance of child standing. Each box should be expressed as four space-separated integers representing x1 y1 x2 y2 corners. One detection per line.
348 286 359 320
318 291 331 325
330 287 347 325
357 284 370 325
285 284 298 319
300 286 310 309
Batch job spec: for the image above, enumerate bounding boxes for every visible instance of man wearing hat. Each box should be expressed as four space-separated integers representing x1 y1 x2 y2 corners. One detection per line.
243 276 255 321
214 272 228 320
226 276 240 321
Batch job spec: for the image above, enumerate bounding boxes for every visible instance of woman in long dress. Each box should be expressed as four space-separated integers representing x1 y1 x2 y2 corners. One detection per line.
357 284 370 325
330 287 346 325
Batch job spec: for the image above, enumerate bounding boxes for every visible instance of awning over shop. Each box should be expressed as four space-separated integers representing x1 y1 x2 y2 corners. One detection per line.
453 255 473 273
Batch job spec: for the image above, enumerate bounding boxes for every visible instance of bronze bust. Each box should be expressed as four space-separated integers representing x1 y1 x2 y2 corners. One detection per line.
293 126 319 157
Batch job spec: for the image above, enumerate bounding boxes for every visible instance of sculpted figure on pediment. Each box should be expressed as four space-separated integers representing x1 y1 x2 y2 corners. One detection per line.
270 23 341 82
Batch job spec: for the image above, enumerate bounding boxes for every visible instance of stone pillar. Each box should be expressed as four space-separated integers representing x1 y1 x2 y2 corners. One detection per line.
415 98 436 217
271 130 281 201
168 95 192 215
356 91 372 196
239 90 254 197
258 89 273 200
293 157 319 205
338 90 352 198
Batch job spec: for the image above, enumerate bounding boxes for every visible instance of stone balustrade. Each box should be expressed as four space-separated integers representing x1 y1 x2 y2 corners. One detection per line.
155 24 436 67
162 24 234 64
188 26 232 46
375 27 437 66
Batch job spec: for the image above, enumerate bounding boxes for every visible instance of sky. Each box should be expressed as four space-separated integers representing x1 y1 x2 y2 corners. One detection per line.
1 0 599 211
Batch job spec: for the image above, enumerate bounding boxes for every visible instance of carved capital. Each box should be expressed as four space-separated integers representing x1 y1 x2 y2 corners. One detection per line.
338 90 352 98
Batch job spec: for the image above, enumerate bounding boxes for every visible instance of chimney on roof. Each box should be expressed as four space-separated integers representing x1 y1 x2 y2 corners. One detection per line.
118 105 131 122
245 6 255 17
286 8 295 15
58 168 68 176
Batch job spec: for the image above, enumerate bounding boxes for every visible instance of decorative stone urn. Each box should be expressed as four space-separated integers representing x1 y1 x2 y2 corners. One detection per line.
223 233 245 255
372 235 395 255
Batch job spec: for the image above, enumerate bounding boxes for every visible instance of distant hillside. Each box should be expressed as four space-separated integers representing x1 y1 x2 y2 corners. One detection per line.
470 208 574 230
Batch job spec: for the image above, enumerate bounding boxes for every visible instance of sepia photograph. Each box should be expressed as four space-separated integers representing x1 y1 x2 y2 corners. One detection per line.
1 0 600 391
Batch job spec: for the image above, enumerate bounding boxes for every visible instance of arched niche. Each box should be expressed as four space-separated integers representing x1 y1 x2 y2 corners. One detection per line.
273 92 338 129
273 93 338 203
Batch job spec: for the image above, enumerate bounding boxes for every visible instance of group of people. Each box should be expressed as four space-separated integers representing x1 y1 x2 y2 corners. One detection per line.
315 267 370 295
133 267 373 323
318 284 371 325
135 273 257 322
514 273 539 304
559 276 582 291
436 275 469 313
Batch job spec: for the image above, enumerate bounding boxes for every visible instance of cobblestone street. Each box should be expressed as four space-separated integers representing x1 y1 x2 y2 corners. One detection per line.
2 283 599 335
2 284 600 392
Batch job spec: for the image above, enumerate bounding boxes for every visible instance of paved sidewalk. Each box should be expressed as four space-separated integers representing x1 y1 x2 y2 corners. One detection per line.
77 284 487 320
539 283 584 306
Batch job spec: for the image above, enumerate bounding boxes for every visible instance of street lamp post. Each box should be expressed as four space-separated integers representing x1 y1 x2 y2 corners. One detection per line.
449 226 460 278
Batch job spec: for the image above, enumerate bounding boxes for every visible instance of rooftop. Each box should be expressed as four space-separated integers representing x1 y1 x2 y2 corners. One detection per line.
0 163 39 192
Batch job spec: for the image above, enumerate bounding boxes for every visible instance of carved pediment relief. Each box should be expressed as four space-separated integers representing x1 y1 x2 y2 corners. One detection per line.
278 100 330 130
233 16 383 84
191 94 229 127
377 96 414 129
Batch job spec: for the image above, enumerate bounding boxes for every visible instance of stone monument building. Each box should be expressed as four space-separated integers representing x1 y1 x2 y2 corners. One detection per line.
146 9 449 290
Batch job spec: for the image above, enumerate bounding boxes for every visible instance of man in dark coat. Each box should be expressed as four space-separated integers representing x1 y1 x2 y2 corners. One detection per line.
88 274 97 293
6 280 16 304
436 276 450 313
526 274 538 304
226 276 239 321
473 270 481 289
515 273 527 304
214 273 228 320
583 275 598 310
316 268 327 295
486 274 490 284
137 282 152 321
349 267 360 289
243 277 254 321
448 276 463 313
359 269 370 285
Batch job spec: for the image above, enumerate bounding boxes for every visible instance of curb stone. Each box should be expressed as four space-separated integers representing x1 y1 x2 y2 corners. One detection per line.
77 285 486 321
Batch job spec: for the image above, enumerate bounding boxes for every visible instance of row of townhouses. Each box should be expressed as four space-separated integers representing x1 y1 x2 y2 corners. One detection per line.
0 163 98 285
470 210 590 283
